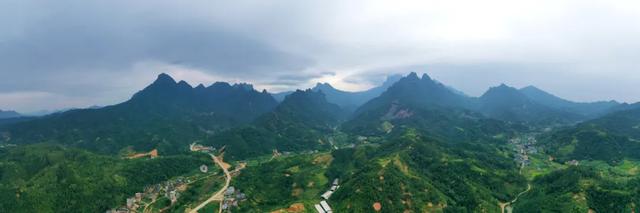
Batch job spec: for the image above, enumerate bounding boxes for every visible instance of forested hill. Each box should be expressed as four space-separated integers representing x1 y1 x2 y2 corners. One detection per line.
540 105 640 164
0 73 278 154
328 129 527 212
0 144 210 212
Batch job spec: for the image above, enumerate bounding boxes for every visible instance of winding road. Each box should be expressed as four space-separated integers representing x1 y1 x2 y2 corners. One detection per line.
500 183 532 213
189 153 231 213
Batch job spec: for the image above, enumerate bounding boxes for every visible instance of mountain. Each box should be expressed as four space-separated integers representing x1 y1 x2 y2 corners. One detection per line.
0 109 21 119
354 73 474 113
129 74 276 123
206 89 343 159
0 73 278 154
478 84 582 124
257 89 344 129
344 73 513 141
519 86 619 117
272 74 403 113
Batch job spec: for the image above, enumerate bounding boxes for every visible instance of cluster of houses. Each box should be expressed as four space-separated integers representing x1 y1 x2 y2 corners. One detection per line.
510 135 538 167
220 186 248 212
106 177 190 213
314 179 339 213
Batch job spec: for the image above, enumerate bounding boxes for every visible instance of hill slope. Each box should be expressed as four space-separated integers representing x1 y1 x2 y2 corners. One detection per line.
330 130 527 212
519 86 619 117
540 106 640 164
478 84 582 124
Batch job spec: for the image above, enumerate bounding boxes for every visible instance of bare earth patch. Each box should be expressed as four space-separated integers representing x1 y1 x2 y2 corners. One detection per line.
270 203 305 213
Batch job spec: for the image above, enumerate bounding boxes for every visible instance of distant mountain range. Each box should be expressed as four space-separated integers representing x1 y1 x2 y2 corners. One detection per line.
2 72 629 154
0 109 21 119
1 73 278 154
272 74 403 113
519 86 619 117
477 84 583 124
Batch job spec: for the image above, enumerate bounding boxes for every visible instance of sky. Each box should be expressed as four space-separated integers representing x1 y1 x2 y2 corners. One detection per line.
1 0 639 113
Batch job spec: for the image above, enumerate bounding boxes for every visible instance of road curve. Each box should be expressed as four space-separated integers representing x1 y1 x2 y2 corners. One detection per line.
500 183 532 213
189 153 231 213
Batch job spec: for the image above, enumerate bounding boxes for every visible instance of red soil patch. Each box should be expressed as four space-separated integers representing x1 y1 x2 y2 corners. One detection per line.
373 202 382 211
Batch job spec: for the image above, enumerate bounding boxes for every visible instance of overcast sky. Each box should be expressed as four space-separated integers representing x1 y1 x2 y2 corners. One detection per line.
1 0 639 113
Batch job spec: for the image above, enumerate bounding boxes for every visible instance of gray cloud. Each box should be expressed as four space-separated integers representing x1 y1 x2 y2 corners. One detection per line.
1 0 639 112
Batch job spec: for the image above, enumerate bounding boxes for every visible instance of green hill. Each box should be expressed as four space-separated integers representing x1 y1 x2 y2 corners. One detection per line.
540 106 640 164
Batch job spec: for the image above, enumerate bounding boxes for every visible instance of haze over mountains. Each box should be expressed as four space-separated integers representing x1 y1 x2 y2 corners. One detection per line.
0 110 21 119
272 74 403 112
1 72 632 155
1 71 639 212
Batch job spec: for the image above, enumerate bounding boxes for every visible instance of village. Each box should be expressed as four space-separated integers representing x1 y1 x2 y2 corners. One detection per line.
509 134 538 171
106 142 250 213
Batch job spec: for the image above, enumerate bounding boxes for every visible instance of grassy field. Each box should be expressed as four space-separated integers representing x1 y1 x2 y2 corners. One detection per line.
521 153 567 180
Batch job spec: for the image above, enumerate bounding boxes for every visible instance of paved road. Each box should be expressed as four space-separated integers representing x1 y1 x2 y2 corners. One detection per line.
189 153 231 213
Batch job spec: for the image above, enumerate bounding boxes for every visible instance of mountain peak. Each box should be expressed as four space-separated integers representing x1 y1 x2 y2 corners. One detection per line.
407 72 419 80
209 82 232 89
177 80 192 89
421 73 432 81
233 83 255 91
313 82 335 91
154 73 176 85
521 85 540 91
489 83 517 92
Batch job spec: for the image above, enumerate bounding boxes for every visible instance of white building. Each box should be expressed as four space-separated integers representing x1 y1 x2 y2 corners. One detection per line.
314 204 326 213
321 190 334 200
320 200 333 213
